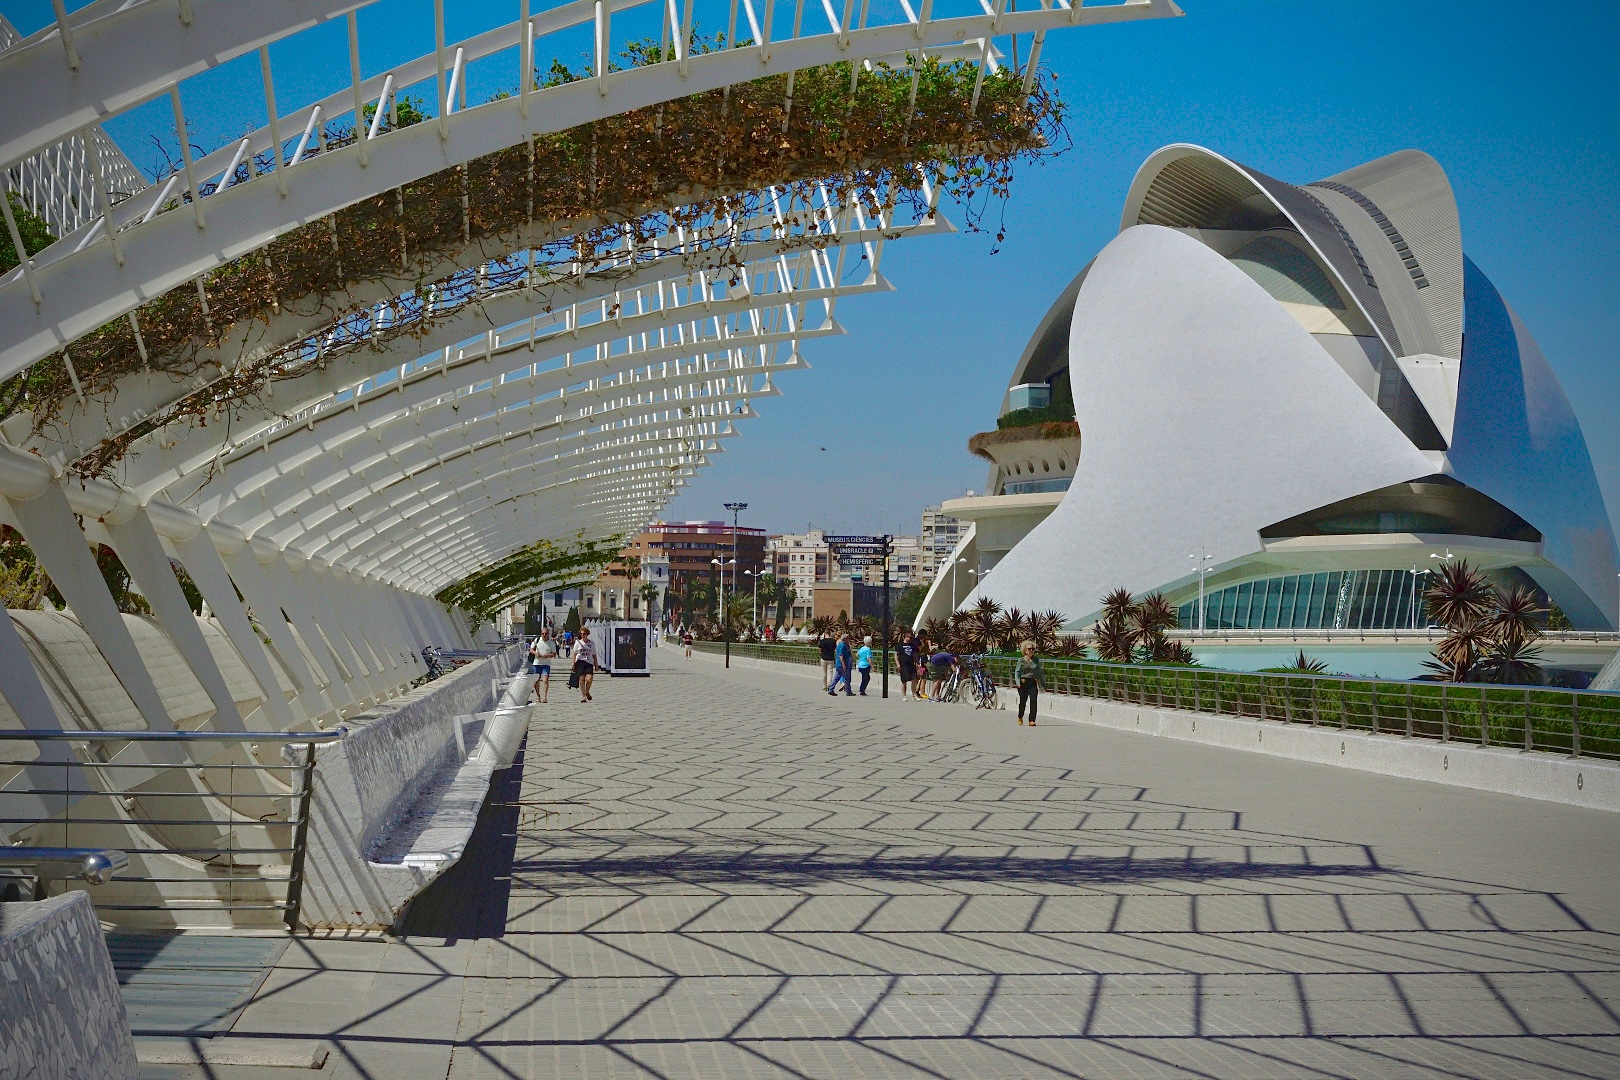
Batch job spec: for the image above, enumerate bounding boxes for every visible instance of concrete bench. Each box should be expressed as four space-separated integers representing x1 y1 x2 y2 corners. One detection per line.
0 891 139 1079
299 649 520 930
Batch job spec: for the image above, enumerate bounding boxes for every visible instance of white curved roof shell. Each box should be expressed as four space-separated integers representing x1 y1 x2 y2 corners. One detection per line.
977 146 1618 629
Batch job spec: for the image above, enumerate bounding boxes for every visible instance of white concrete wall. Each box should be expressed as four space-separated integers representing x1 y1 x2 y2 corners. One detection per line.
0 891 138 1079
300 651 515 930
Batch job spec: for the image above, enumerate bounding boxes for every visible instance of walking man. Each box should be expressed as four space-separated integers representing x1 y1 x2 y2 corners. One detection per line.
829 633 855 696
897 630 921 700
530 628 557 703
682 627 694 658
817 627 838 690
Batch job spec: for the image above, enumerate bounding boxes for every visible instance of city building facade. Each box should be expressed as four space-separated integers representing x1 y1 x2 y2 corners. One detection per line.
920 507 964 575
619 521 769 595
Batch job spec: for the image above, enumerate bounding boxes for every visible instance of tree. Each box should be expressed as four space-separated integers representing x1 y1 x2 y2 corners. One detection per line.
563 605 582 633
0 194 53 274
619 559 642 618
895 584 927 629
639 581 660 622
774 581 797 630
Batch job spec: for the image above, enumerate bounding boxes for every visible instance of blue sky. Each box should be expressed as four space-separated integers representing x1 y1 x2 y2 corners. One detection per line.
7 0 1618 541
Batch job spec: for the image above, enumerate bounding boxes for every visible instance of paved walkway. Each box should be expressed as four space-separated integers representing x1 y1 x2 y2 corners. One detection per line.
178 649 1620 1079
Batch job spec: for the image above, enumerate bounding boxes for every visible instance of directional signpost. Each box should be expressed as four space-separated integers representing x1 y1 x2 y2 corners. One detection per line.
825 534 894 697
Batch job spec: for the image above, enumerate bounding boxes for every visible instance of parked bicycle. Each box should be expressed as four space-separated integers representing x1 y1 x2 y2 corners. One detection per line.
962 654 999 710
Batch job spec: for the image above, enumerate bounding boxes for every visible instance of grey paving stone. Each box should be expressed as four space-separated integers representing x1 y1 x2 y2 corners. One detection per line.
211 654 1620 1078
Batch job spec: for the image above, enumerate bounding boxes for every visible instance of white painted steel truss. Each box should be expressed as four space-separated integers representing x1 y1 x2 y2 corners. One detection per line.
0 0 1179 747
0 0 1178 377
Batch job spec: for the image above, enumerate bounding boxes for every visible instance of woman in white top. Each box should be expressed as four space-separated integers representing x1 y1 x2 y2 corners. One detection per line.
573 626 599 702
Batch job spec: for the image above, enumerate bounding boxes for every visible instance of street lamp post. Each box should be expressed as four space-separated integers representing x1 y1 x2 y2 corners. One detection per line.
951 557 968 612
1410 565 1423 630
743 569 759 628
723 502 748 668
1188 551 1213 631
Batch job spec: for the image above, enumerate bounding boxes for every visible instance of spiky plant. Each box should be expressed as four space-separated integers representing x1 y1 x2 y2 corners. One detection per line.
1488 584 1544 647
1093 620 1135 663
992 606 1028 652
1285 650 1328 673
810 615 835 636
1055 636 1087 659
1159 641 1198 666
1099 588 1136 626
1030 610 1065 653
1425 559 1494 629
1129 592 1177 659
1477 631 1547 685
1425 618 1493 682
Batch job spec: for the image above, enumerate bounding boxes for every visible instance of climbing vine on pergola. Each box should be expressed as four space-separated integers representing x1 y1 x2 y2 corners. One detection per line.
4 52 1065 475
436 533 627 625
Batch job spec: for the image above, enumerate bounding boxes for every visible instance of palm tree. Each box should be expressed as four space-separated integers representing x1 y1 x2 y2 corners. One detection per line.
1130 592 1177 660
1093 587 1137 662
1099 588 1136 626
774 581 797 630
1423 564 1547 684
1424 618 1493 682
639 581 660 623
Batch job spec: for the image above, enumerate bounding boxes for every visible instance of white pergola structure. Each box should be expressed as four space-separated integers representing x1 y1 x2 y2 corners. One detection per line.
0 0 1176 729
0 0 1178 927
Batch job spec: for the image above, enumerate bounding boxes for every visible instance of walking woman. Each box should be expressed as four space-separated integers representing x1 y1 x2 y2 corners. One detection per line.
573 626 599 702
1015 640 1045 726
856 636 874 696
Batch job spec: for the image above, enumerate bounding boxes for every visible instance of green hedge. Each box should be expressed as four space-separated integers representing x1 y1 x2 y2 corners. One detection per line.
694 642 1620 760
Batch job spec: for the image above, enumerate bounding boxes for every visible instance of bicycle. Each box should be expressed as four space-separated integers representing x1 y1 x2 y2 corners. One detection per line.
961 655 999 710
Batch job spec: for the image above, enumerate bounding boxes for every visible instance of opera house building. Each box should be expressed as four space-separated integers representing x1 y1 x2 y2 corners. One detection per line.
920 144 1618 677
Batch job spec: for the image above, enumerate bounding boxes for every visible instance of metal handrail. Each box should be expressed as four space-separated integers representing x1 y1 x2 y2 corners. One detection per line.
0 729 348 742
0 847 128 885
0 728 346 931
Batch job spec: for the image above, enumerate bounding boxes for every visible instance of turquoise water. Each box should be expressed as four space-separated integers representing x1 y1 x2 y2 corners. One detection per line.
1187 644 1433 680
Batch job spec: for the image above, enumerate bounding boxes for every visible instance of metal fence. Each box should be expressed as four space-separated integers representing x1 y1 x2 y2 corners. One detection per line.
0 728 344 930
693 641 1620 760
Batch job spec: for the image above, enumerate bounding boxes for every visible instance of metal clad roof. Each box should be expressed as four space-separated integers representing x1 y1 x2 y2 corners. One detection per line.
1324 150 1463 359
1307 184 1442 358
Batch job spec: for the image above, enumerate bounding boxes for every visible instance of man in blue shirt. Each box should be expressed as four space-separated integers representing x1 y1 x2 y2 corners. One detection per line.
829 633 855 696
926 649 957 701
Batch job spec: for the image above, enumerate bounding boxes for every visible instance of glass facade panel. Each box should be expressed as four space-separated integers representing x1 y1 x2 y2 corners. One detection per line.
1179 569 1444 631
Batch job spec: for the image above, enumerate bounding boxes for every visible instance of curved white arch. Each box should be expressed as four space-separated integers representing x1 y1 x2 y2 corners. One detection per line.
0 0 1180 379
